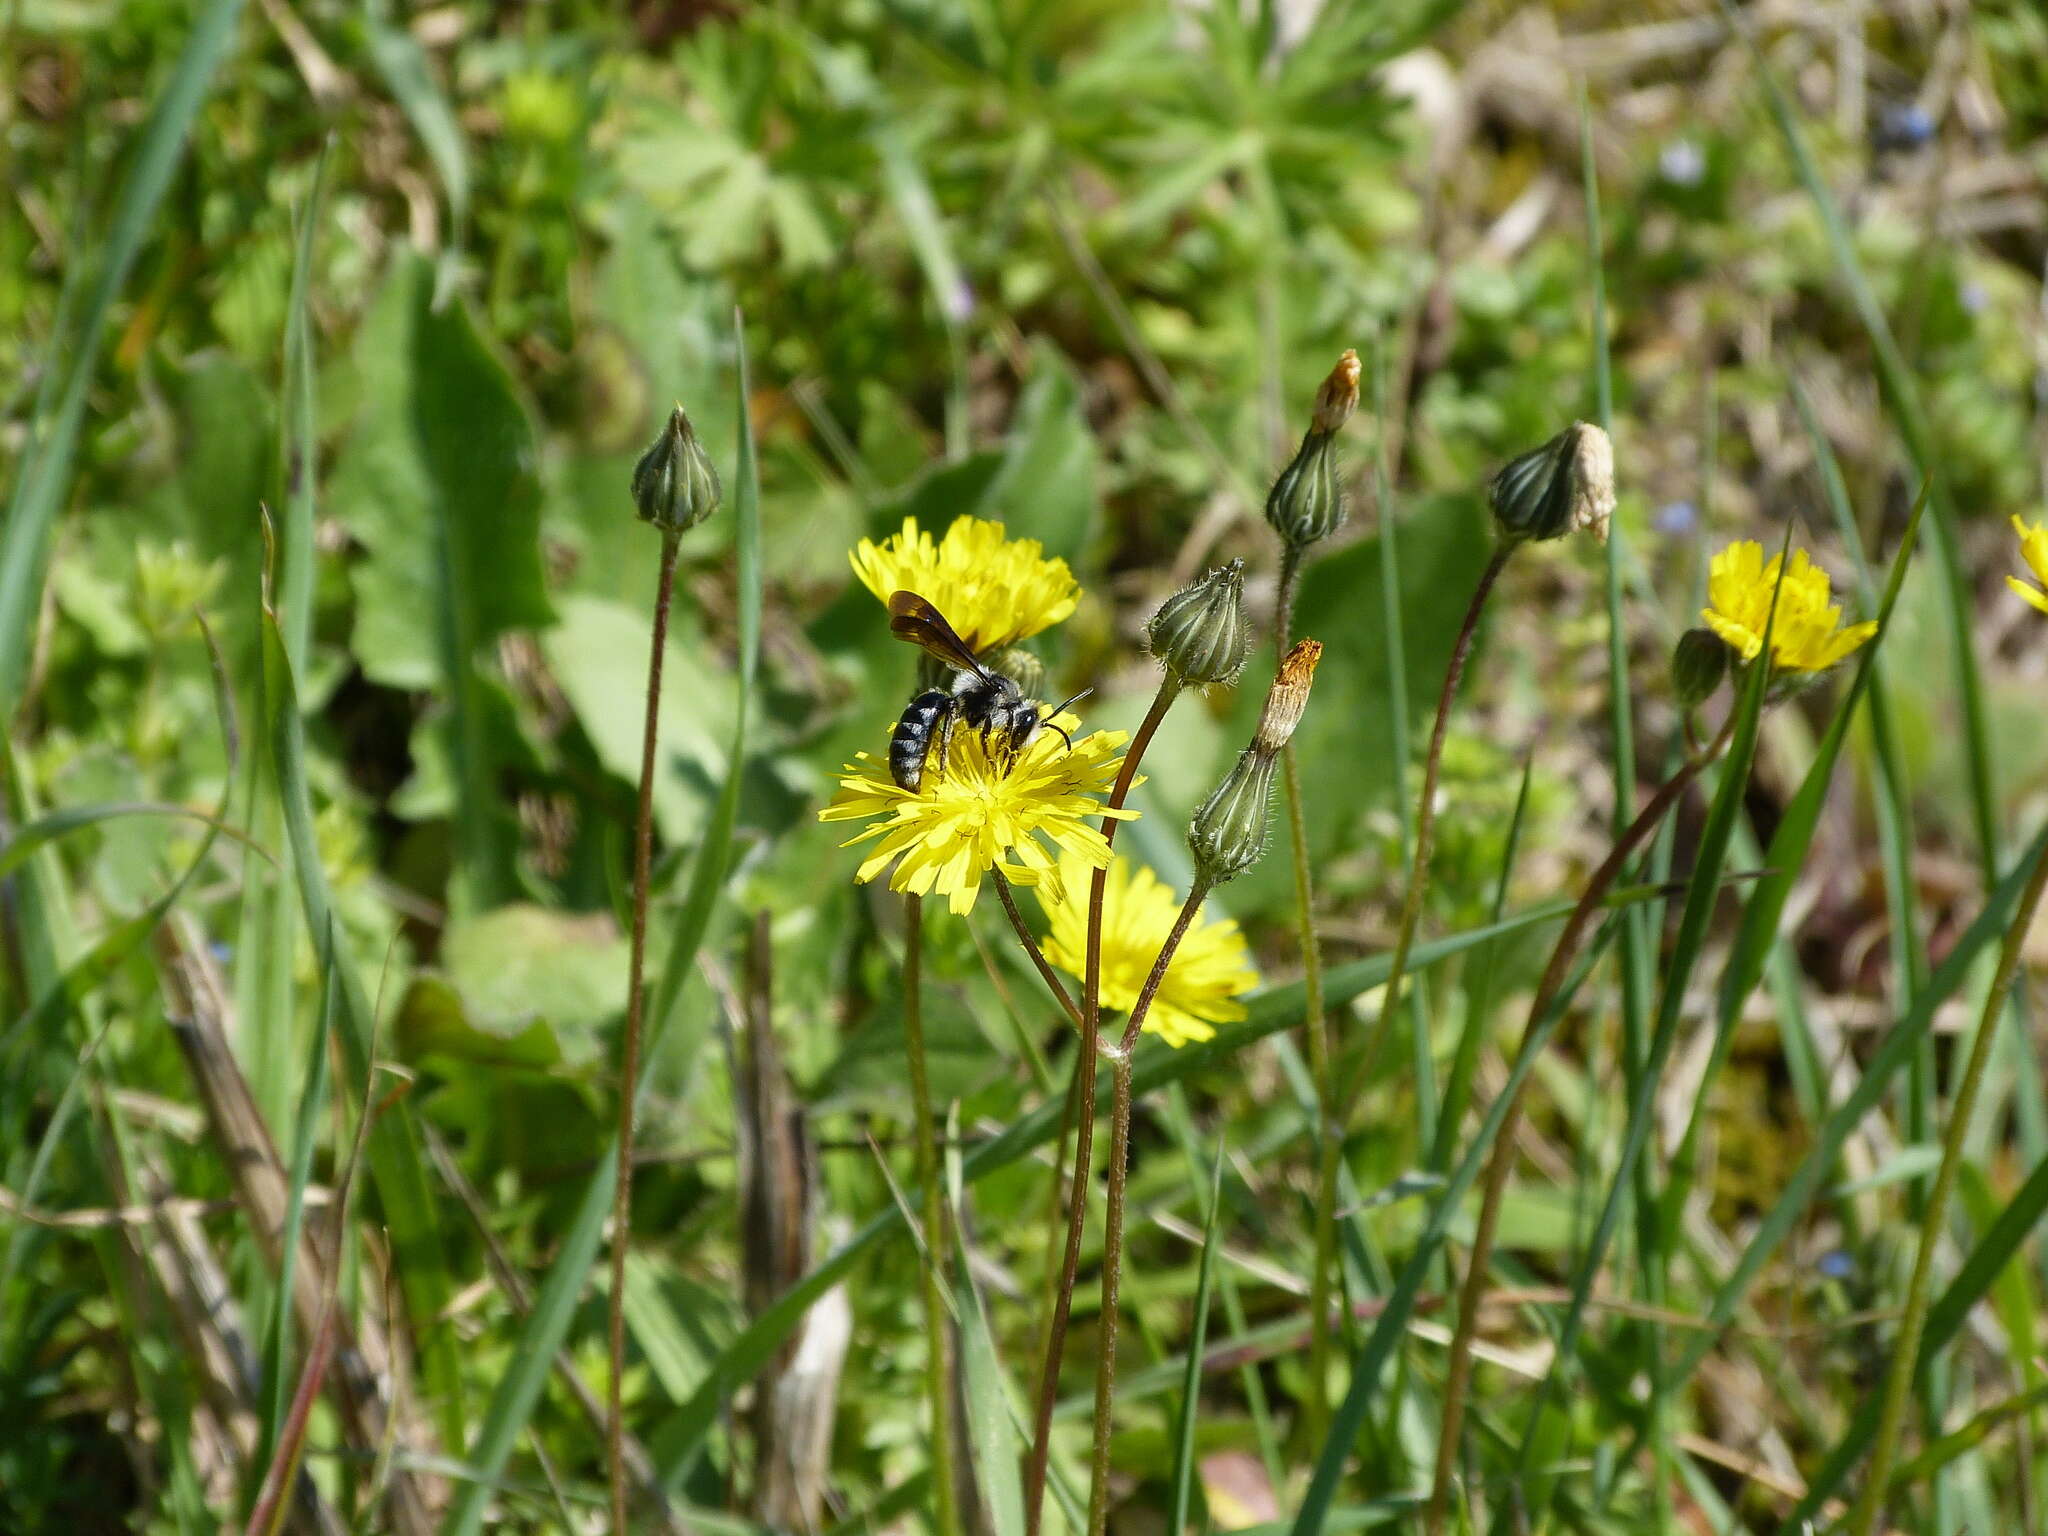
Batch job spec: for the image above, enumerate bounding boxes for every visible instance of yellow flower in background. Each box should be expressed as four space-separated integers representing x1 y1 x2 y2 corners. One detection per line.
2011 515 2048 615
1701 540 1878 674
1038 853 1259 1049
850 515 1079 654
819 717 1132 916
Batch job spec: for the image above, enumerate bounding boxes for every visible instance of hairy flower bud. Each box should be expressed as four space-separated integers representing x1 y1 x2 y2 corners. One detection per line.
983 644 1047 703
1266 351 1361 552
1254 639 1322 755
1188 748 1278 889
1187 639 1323 888
631 404 722 535
1670 627 1730 709
1487 422 1615 545
1147 559 1251 687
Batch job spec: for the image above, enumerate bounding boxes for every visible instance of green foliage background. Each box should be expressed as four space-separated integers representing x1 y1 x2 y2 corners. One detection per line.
4 0 2048 1531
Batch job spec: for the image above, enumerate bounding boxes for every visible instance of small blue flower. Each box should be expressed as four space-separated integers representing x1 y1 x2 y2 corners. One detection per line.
1658 140 1706 187
1817 1249 1855 1281
1876 102 1935 151
1654 499 1698 536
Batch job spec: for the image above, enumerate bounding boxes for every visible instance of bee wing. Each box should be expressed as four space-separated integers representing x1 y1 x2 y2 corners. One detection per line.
887 591 992 679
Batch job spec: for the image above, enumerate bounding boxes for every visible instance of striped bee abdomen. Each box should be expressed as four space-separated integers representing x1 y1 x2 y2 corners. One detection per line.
890 689 955 792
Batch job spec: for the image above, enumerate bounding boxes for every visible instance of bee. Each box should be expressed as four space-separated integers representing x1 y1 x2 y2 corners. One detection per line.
885 590 1088 792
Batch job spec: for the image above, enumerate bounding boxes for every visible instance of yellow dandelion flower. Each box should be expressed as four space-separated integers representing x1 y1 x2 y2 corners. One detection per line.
819 717 1132 917
1037 852 1259 1050
850 515 1079 654
1701 540 1878 673
2011 515 2048 616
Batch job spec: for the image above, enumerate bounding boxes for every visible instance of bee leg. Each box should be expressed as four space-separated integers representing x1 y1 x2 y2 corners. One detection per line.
930 705 958 786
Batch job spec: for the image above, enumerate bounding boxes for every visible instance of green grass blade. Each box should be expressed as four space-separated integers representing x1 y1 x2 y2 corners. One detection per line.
277 142 329 674
1502 555 1782 1499
254 939 338 1492
1168 1137 1227 1535
1777 1138 2048 1530
1289 933 1618 1536
0 0 245 715
957 1240 1026 1536
444 313 762 1536
0 800 266 884
1723 0 1999 875
261 610 466 1451
1668 816 2048 1391
362 3 470 249
649 901 1620 1480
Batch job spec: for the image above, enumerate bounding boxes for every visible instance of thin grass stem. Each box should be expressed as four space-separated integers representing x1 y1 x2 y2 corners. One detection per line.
1845 839 2048 1536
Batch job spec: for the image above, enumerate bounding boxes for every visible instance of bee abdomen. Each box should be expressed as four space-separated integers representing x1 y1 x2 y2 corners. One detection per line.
890 690 952 792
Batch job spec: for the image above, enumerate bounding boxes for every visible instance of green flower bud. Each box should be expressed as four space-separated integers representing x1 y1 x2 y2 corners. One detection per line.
1670 627 1730 709
631 404 722 535
1147 559 1251 686
1187 639 1322 887
1487 421 1614 545
1188 748 1278 889
983 644 1047 702
1265 350 1361 552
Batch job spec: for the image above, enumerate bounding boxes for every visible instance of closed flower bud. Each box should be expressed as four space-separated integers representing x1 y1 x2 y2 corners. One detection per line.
1266 350 1361 552
1266 429 1345 550
1188 748 1278 889
631 404 722 534
1147 559 1251 687
982 644 1047 702
1671 627 1730 709
1254 639 1322 755
1488 422 1615 545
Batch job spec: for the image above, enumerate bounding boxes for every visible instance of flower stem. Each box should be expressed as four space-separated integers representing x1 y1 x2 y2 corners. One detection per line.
608 528 680 1535
1844 837 2048 1536
992 869 1083 1027
1025 675 1180 1536
1275 542 1338 1444
1423 723 1730 1534
903 892 963 1536
1085 883 1211 1535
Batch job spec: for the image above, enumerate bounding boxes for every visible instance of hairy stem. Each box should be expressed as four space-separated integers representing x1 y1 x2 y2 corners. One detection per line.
1846 838 2048 1536
1025 675 1179 1536
1085 884 1211 1535
608 529 680 1534
1276 542 1339 1443
1422 724 1730 1534
903 893 962 1536
993 869 1082 1027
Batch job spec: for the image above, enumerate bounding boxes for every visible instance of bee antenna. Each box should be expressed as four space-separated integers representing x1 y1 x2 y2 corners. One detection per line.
1045 686 1093 718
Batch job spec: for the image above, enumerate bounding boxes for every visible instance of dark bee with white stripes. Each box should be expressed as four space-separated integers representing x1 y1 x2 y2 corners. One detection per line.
885 590 1088 792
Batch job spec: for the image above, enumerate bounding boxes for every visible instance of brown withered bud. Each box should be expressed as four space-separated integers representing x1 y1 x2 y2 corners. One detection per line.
1254 639 1323 755
1311 349 1362 435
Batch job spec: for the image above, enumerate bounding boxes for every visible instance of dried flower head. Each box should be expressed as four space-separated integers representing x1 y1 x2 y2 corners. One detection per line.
1488 422 1614 545
1254 639 1322 754
1311 349 1362 435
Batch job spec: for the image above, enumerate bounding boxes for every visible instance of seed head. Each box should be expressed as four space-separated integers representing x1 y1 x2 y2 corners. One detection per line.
631 404 722 535
1188 749 1278 890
